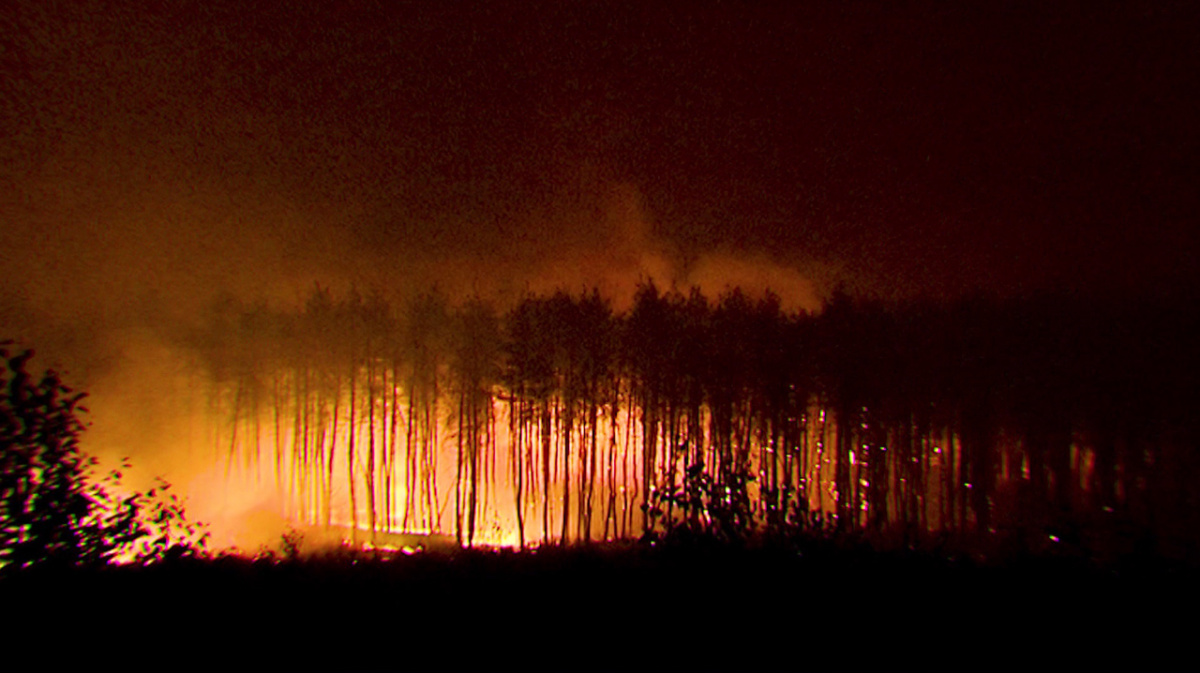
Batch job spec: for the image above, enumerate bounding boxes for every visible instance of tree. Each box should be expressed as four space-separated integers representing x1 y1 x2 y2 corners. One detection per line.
0 346 206 571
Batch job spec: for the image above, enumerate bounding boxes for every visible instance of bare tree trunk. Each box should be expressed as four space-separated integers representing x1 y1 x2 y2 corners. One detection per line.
325 379 339 530
348 363 358 544
366 358 377 544
404 382 417 530
467 390 479 547
387 358 400 532
561 398 572 544
455 387 465 546
542 400 552 544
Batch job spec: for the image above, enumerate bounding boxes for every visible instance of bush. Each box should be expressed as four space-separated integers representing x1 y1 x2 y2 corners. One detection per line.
0 345 206 571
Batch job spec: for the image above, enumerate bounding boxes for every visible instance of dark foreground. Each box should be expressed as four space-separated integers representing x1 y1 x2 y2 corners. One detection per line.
2 540 1195 672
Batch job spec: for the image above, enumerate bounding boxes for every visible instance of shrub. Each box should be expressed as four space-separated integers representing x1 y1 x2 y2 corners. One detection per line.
0 345 206 571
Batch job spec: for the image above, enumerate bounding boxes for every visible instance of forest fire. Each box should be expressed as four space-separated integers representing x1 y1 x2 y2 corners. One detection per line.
167 283 1200 563
3 2 1198 669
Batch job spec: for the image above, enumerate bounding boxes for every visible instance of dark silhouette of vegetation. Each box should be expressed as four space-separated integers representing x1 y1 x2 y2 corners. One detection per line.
3 538 1193 672
0 345 207 571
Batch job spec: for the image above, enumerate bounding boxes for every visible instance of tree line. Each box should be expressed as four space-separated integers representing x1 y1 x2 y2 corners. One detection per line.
189 283 1200 560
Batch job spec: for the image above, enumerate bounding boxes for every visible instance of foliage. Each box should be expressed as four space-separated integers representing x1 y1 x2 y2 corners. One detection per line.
650 460 759 546
280 527 304 561
0 346 207 571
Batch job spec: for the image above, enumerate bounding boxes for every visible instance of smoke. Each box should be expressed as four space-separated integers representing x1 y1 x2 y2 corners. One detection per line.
1 130 831 549
686 254 822 314
510 180 825 313
1 169 333 549
2 5 827 549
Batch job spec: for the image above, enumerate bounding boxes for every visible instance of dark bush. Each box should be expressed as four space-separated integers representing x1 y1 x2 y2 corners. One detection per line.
0 345 206 571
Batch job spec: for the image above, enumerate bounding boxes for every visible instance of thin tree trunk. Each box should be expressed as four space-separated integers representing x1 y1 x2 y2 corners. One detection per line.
348 363 358 544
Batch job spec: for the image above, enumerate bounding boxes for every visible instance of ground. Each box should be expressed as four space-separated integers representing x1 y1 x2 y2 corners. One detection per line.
1 540 1194 671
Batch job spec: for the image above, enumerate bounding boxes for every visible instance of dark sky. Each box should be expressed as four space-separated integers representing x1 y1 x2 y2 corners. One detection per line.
3 0 1199 356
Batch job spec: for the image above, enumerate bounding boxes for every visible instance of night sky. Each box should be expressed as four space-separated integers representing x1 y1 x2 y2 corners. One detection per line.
3 0 1199 370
